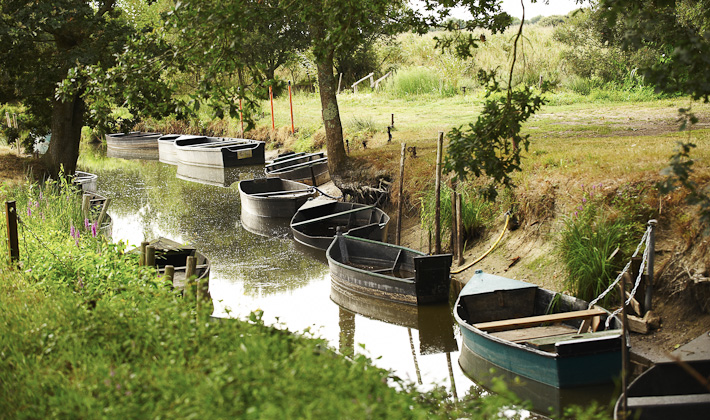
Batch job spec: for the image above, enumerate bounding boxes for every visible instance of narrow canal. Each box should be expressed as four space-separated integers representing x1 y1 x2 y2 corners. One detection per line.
86 150 615 418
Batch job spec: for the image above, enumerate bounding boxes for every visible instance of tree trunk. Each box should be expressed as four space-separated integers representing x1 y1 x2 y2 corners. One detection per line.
46 93 84 178
315 50 347 176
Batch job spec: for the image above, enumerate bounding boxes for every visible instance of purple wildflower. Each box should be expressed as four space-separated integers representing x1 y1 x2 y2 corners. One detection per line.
26 207 31 217
574 211 578 217
70 225 76 238
582 197 587 203
39 191 43 201
91 221 98 237
84 218 90 230
578 205 583 210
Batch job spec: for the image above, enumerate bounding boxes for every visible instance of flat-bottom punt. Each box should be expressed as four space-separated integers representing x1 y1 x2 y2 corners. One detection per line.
265 152 329 186
174 135 265 168
290 200 390 250
614 360 710 420
327 234 452 305
238 178 317 218
142 237 210 291
455 270 622 388
106 131 161 160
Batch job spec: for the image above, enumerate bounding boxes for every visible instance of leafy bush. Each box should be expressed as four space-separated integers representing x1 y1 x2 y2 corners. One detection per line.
383 66 458 97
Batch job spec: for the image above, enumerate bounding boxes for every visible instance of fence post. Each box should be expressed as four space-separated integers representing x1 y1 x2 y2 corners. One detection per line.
645 220 657 313
396 142 406 246
457 193 463 265
139 241 149 266
434 132 443 254
288 81 295 134
450 181 458 260
5 201 19 263
145 245 156 267
269 85 275 131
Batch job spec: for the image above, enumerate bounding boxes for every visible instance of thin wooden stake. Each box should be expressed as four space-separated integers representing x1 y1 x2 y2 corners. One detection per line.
457 193 464 265
396 142 406 246
269 85 275 131
337 73 343 95
145 245 156 267
5 201 19 263
288 81 295 134
434 132 443 254
451 181 458 260
620 272 631 419
185 255 197 300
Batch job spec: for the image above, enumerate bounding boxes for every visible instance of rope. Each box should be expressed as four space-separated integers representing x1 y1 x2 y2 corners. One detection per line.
451 212 510 274
312 186 343 200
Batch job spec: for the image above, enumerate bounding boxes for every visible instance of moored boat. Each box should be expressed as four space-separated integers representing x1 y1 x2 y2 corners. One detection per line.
327 234 453 305
290 200 390 250
614 360 710 419
142 237 210 291
455 270 623 388
157 134 181 165
265 152 329 186
106 131 162 160
74 170 98 193
239 178 317 218
174 135 265 168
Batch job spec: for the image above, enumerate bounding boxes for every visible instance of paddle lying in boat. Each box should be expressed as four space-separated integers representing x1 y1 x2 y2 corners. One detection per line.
455 270 623 388
327 233 453 305
238 178 317 218
290 200 390 250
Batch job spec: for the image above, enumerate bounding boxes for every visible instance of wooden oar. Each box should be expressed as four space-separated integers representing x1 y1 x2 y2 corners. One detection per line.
250 188 314 197
291 205 376 228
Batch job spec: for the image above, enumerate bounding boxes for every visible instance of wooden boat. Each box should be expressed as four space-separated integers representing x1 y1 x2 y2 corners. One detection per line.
73 170 97 193
238 178 317 218
174 135 265 168
106 131 162 160
157 134 181 165
143 237 210 291
327 234 452 305
240 209 292 238
455 270 623 388
265 152 330 186
290 200 390 250
614 360 710 420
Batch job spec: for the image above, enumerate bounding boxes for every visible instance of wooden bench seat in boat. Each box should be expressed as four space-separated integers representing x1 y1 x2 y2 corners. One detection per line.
473 308 607 333
523 329 621 352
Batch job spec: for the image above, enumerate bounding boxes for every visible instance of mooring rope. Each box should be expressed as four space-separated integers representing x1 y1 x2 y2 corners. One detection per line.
450 212 510 274
583 223 653 328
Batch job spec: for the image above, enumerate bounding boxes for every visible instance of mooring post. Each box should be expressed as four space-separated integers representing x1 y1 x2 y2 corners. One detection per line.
288 81 295 134
163 265 175 285
269 85 275 131
645 220 657 313
387 126 392 143
5 201 19 263
450 181 458 260
620 272 631 419
434 132 443 254
139 241 149 266
396 142 406 246
457 193 464 265
391 113 394 127
81 194 91 219
145 245 156 267
238 87 244 136
185 256 197 300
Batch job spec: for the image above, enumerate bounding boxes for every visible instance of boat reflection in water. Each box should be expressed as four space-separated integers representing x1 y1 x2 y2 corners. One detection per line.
459 345 618 417
331 280 459 391
239 209 292 238
176 163 262 188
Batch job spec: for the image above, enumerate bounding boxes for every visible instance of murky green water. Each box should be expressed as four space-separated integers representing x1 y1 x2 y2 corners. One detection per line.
83 147 616 418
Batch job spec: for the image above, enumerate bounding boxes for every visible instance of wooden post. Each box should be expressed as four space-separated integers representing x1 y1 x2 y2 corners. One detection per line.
145 245 156 267
450 181 458 260
238 88 244 136
163 265 175 284
396 142 406 246
645 220 657 313
5 201 19 263
139 241 149 266
434 132 443 254
620 272 631 419
457 193 464 265
185 255 197 299
288 81 295 134
391 113 394 127
337 73 343 95
81 194 91 219
96 198 111 228
387 126 392 142
269 86 275 131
